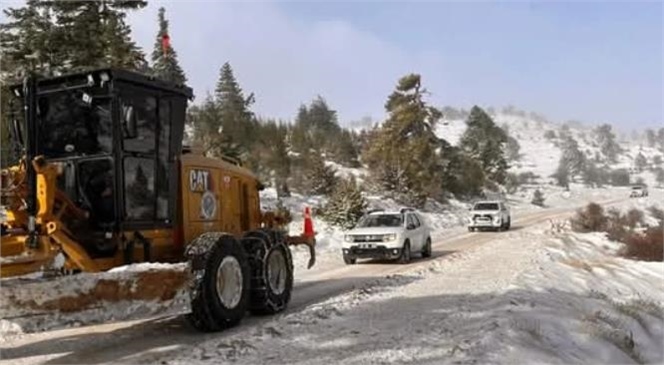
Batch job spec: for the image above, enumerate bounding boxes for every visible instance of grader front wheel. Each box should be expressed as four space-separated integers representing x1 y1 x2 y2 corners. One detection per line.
185 233 251 332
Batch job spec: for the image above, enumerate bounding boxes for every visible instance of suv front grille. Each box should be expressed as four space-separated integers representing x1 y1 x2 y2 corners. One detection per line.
473 214 494 221
353 235 384 243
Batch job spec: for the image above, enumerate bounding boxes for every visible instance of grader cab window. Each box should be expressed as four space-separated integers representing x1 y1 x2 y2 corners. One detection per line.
121 94 157 154
124 157 156 221
79 158 115 226
37 92 112 158
118 86 173 224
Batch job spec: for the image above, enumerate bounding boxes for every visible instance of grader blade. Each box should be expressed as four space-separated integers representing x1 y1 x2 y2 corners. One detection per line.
0 263 191 333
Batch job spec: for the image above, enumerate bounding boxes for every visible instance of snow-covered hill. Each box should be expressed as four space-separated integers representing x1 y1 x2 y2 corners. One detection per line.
437 108 663 185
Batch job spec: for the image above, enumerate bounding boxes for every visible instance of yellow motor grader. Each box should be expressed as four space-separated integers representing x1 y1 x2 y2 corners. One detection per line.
0 69 315 331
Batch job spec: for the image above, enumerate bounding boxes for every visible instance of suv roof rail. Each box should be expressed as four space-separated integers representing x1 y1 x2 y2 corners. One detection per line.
399 207 415 214
366 208 385 215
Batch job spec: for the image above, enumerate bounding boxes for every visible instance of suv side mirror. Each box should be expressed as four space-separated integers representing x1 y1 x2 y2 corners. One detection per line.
122 105 138 139
407 223 416 230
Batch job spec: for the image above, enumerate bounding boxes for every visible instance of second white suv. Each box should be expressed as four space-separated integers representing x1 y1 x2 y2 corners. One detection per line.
629 185 648 198
342 209 432 265
467 201 511 232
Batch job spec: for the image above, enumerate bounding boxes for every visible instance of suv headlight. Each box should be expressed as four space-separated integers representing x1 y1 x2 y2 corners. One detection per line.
382 234 397 242
344 235 355 243
493 216 501 224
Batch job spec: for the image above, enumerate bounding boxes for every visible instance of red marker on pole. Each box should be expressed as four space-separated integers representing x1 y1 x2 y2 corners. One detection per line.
161 34 170 55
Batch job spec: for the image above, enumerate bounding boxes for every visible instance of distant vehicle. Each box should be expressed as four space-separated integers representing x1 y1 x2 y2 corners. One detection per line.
342 208 432 265
630 185 649 198
467 201 511 232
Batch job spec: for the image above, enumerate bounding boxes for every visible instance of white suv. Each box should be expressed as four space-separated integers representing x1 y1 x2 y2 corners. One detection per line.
629 185 648 198
467 201 511 232
342 209 432 265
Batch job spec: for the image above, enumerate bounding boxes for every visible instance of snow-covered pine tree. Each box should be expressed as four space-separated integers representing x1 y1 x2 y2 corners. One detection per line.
0 0 59 79
634 152 647 172
506 135 521 162
656 168 664 187
322 177 368 229
645 129 656 148
594 124 621 163
559 135 586 180
552 161 570 188
47 0 147 71
150 7 187 84
303 154 337 196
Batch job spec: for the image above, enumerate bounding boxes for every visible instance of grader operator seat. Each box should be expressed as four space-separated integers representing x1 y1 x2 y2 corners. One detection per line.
7 69 192 258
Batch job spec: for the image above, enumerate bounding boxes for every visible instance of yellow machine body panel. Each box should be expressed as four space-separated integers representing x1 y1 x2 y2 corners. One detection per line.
180 153 261 244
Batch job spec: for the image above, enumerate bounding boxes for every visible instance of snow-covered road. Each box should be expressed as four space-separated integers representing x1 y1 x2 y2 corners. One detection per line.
1 194 661 364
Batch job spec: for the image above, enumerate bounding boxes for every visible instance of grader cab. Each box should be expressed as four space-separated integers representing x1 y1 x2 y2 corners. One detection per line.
0 69 315 331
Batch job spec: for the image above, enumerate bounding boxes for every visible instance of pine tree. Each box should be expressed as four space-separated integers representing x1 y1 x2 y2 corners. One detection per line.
363 74 445 206
582 160 607 188
658 128 664 152
334 129 360 167
302 154 337 195
251 118 292 197
505 134 521 162
559 135 586 180
289 96 358 167
214 62 256 161
459 106 509 184
0 0 147 78
653 155 662 167
656 168 664 187
504 173 520 194
594 124 621 163
552 161 570 188
189 94 241 160
0 0 59 79
645 129 656 148
150 7 186 84
442 148 485 198
321 177 368 229
531 189 545 207
53 1 147 71
634 152 648 172
289 105 314 155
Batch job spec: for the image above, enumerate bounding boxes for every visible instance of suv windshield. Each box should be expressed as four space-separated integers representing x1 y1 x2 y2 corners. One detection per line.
356 214 403 228
632 186 642 190
473 203 499 211
37 91 112 158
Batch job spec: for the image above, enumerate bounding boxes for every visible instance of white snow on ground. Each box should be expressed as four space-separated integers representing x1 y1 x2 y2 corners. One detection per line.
145 196 663 365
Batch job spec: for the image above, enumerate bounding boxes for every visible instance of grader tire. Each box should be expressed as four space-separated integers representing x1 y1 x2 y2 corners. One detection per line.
186 234 250 332
242 229 294 315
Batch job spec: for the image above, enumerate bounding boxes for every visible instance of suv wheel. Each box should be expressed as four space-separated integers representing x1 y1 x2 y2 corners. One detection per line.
421 238 432 258
343 255 356 265
496 219 504 232
505 218 511 231
398 242 411 264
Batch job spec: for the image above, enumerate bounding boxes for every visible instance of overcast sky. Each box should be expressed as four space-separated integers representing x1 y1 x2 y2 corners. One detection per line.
3 1 662 129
